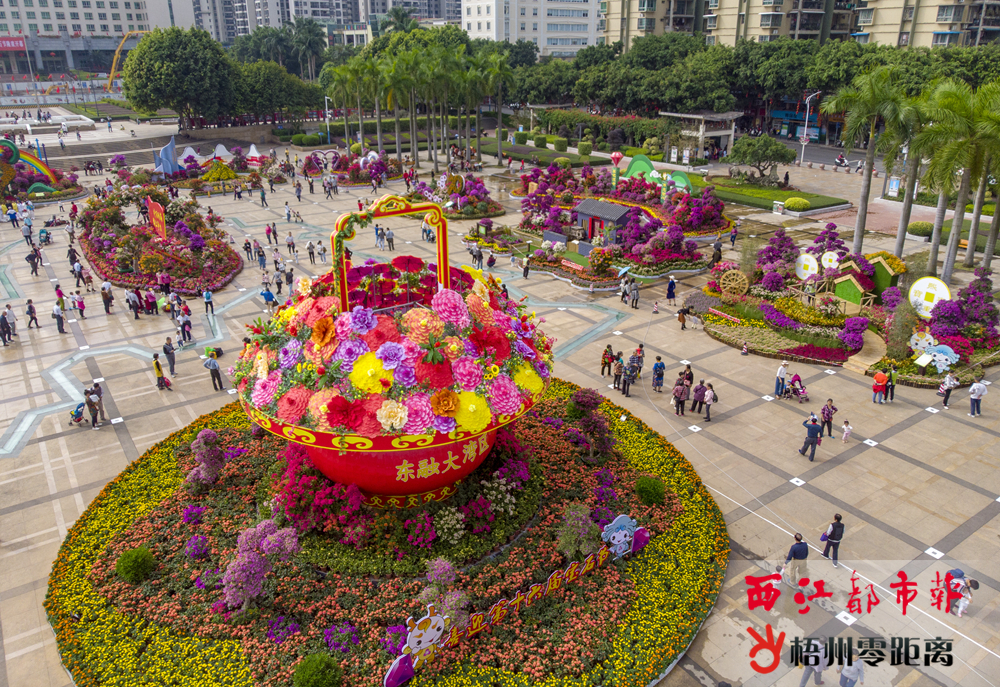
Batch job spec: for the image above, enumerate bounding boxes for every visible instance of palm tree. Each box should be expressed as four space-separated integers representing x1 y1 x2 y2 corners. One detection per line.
320 62 354 149
964 84 1000 268
291 17 327 81
915 80 996 283
881 90 931 259
260 26 293 70
979 89 1000 270
421 47 446 174
347 55 368 153
383 6 419 33
384 53 415 165
360 56 386 155
462 53 488 163
436 47 463 168
485 52 515 168
821 66 906 254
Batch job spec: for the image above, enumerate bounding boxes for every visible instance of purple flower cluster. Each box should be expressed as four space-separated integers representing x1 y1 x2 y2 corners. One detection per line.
182 505 206 524
194 567 222 590
564 427 590 448
350 306 377 334
185 429 226 488
404 512 436 548
426 557 458 585
806 224 849 259
756 228 800 269
266 616 300 644
761 271 786 293
381 625 408 656
325 624 360 654
929 299 966 338
496 458 530 487
880 286 903 310
279 340 303 369
332 338 370 372
221 520 300 610
185 535 210 559
760 302 802 330
837 317 870 350
844 253 875 277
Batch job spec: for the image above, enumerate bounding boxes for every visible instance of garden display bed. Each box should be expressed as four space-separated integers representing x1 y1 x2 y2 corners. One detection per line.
45 382 728 687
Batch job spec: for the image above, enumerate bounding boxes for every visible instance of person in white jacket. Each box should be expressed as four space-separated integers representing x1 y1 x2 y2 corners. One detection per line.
969 378 987 417
837 650 865 687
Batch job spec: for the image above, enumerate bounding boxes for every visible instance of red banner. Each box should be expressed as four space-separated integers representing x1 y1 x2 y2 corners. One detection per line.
0 37 26 52
146 198 166 239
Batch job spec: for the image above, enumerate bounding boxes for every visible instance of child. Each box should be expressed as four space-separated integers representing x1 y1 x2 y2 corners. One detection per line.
612 352 624 390
841 420 852 443
652 356 665 392
74 291 87 319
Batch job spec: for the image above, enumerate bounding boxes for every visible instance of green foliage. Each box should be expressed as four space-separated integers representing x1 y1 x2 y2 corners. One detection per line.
635 476 665 506
553 157 571 169
784 197 811 212
303 134 320 146
599 142 609 152
500 129 509 140
291 134 305 146
115 546 155 584
739 237 763 275
350 143 362 155
533 134 548 148
293 654 343 687
577 141 592 156
363 24 470 58
553 137 568 153
514 131 529 145
908 221 933 236
887 298 919 359
727 135 797 177
556 502 602 562
123 27 237 121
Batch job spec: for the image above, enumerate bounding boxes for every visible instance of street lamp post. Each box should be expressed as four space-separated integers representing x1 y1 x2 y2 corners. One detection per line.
799 91 821 165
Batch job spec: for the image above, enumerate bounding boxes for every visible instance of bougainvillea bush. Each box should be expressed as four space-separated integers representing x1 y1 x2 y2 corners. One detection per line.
410 173 505 219
46 380 728 687
4 155 82 199
78 184 243 295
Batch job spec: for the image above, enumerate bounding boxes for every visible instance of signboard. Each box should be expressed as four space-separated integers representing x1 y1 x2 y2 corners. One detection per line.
670 147 678 163
560 259 584 271
708 307 741 325
0 37 26 52
887 176 901 198
820 251 840 270
682 149 690 165
146 197 166 239
908 276 950 320
794 253 819 281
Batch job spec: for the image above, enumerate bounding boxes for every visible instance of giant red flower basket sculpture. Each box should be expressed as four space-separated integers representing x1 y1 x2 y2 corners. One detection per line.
233 195 553 507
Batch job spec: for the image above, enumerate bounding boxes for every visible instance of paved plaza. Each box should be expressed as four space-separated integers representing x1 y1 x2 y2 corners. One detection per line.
0 159 996 687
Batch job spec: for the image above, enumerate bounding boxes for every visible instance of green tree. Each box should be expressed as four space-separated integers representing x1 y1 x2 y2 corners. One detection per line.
659 46 735 113
260 26 295 72
622 33 705 71
821 65 906 254
364 24 469 58
507 39 540 68
291 16 327 81
881 89 932 258
485 51 515 164
319 43 359 70
573 42 621 71
122 27 237 126
383 52 413 164
320 62 354 147
236 60 290 118
382 6 418 33
727 135 796 178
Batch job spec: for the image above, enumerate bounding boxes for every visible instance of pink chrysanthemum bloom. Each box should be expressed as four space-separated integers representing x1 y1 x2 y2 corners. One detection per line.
401 308 445 345
432 288 472 328
251 370 282 408
334 311 354 341
276 386 312 423
441 336 466 363
488 374 523 415
403 392 435 434
401 337 424 366
452 356 484 391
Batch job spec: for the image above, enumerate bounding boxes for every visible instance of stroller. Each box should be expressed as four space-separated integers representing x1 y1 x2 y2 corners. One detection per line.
38 228 52 245
69 403 88 426
781 378 810 403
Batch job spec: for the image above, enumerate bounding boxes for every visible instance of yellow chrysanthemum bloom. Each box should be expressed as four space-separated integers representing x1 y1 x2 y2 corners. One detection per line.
513 364 544 396
454 391 491 433
349 352 394 394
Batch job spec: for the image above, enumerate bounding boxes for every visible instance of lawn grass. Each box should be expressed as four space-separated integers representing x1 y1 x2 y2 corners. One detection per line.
480 142 611 168
687 173 848 210
931 217 1000 256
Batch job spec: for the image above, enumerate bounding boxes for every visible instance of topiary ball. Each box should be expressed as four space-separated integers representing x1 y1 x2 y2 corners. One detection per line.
293 654 343 687
115 546 156 584
635 476 665 506
907 221 933 237
783 197 811 212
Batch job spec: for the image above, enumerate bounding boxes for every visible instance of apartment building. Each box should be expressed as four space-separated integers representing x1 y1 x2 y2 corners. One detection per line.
463 0 602 58
701 0 854 44
360 0 459 22
602 0 706 49
849 0 1000 47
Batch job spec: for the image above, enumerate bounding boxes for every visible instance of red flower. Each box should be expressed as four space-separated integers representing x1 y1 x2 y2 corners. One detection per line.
359 314 401 350
325 395 359 430
354 395 383 437
415 358 454 389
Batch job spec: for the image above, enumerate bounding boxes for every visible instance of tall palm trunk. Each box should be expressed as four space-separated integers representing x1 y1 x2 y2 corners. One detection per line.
983 204 999 270
476 103 482 164
941 168 972 283
429 97 439 174
963 163 988 268
893 153 920 258
342 92 351 153
375 97 383 156
928 189 949 277
496 88 504 166
465 103 472 163
393 99 402 165
409 90 420 169
852 122 878 254
440 93 449 165
356 89 364 152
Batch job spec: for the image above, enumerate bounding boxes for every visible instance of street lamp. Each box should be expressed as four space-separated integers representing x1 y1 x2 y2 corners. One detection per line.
324 95 331 145
799 90 821 165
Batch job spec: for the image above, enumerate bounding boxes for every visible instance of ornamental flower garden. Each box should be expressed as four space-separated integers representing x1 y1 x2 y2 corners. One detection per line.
78 184 243 295
409 172 505 220
45 197 728 687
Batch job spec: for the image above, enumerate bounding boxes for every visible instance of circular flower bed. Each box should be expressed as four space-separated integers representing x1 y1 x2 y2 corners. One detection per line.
79 185 243 295
46 381 728 687
409 173 506 220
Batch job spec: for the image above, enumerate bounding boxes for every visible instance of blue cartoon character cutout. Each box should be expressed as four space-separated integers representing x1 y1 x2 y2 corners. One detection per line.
925 344 960 373
601 514 651 560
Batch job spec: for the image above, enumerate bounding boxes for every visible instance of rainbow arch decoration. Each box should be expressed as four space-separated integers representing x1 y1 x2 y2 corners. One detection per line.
17 150 58 183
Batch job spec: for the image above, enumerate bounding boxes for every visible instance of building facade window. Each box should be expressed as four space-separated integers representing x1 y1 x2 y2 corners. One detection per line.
932 30 957 44
935 5 961 22
547 22 587 30
857 8 873 23
898 31 909 44
759 12 781 26
704 14 716 28
636 16 654 28
705 34 715 43
547 8 586 15
904 6 913 19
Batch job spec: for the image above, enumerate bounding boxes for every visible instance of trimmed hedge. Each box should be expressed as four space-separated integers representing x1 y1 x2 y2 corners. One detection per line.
303 134 320 146
553 157 571 169
784 197 811 212
553 137 568 153
908 221 933 236
514 131 529 145
533 134 548 148
291 133 305 146
577 141 592 156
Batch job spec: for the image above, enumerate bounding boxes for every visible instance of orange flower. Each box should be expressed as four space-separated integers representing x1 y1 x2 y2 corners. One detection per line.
430 389 460 417
310 317 336 349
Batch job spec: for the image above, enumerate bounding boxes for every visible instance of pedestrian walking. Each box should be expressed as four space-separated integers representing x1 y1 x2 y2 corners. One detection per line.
262 287 276 313
286 232 295 255
0 314 10 346
85 390 101 429
621 354 638 397
285 268 293 291
74 291 87 319
25 250 39 276
275 271 284 295
295 183 302 202
600 344 614 378
775 361 789 397
203 289 214 315
307 241 316 264
256 246 267 271
672 377 688 416
25 299 39 328
163 337 177 376
691 380 706 413
386 228 395 251
204 351 225 391
522 259 529 279
666 276 676 305
837 651 865 687
318 244 327 264
783 532 809 586
260 189 268 207
3 303 18 336
677 307 687 330
53 301 66 333
630 280 639 309
821 513 844 568
798 413 822 461
886 364 898 402
153 353 171 390
798 636 827 687
612 353 624 390
730 221 738 248
820 399 837 437
243 239 253 262
969 377 988 417
841 419 852 442
872 368 888 404
703 383 715 421
180 313 193 343
651 356 665 392
92 380 109 421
